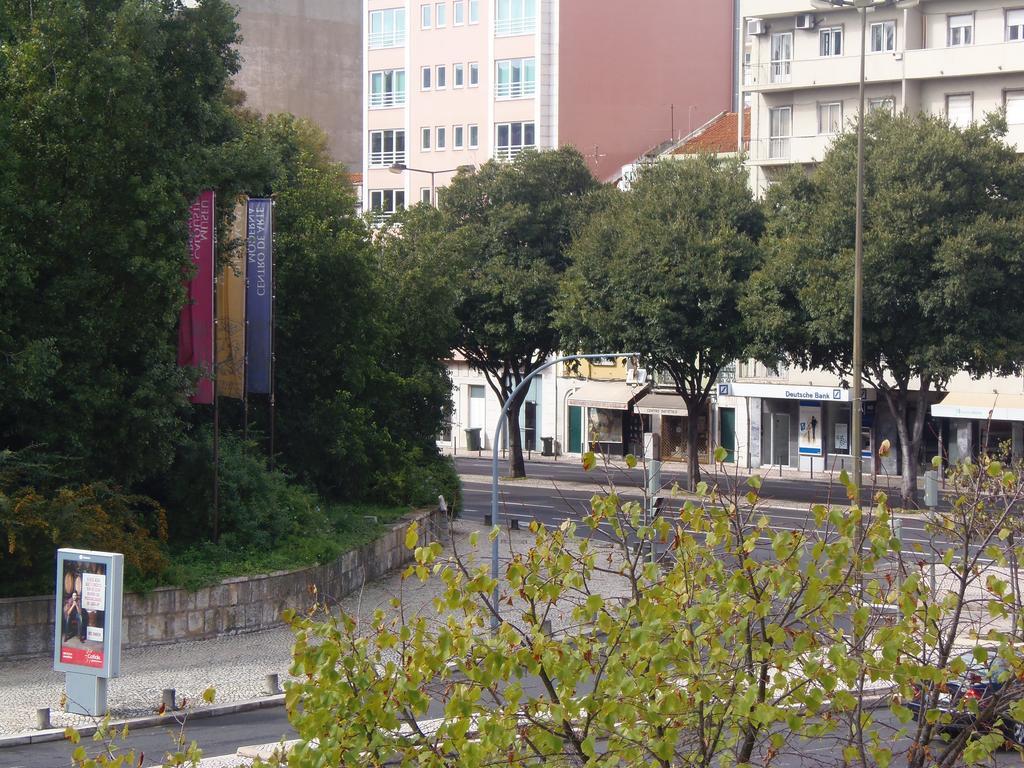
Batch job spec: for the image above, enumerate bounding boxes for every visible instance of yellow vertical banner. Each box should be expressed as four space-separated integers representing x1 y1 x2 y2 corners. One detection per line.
216 199 247 399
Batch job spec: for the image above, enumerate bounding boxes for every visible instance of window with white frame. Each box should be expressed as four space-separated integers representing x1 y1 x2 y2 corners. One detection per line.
368 7 406 48
1005 90 1024 123
818 102 843 134
421 3 432 28
948 14 973 46
495 0 535 36
469 62 479 86
946 93 973 127
421 66 432 90
370 189 405 216
421 126 432 150
869 20 895 52
1007 9 1024 40
768 106 792 159
368 129 406 167
770 31 792 84
819 26 842 56
495 121 535 159
868 96 896 114
436 65 447 88
369 69 406 108
435 2 447 26
454 125 465 149
420 188 432 205
454 63 464 87
436 126 447 149
469 0 479 23
468 124 479 148
454 0 465 24
495 58 536 98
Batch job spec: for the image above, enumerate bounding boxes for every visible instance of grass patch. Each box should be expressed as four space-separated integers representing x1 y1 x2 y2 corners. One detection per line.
129 502 413 593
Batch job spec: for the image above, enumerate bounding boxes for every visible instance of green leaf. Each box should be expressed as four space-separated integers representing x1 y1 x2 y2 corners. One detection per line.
202 687 216 704
582 452 597 471
625 453 637 469
405 521 419 550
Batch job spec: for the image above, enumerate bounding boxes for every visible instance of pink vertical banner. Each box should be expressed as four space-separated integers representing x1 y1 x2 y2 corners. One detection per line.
177 190 216 404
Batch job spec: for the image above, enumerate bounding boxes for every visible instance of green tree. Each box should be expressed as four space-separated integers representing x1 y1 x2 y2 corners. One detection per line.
558 157 763 489
439 148 598 478
745 111 1024 505
0 0 243 486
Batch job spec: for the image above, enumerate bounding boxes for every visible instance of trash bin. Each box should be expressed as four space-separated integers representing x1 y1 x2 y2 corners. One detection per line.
464 427 482 452
541 436 554 456
924 469 938 508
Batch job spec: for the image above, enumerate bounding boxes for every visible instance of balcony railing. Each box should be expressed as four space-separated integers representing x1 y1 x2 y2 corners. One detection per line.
495 16 535 36
493 145 533 161
495 81 535 99
368 29 406 48
369 91 406 108
368 149 405 167
768 137 790 160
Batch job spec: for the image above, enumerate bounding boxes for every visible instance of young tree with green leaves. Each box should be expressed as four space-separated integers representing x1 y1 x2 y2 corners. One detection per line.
558 157 763 489
745 111 1024 505
436 148 598 478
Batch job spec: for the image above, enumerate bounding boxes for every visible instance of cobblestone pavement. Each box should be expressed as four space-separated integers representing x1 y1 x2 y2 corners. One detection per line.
0 519 630 739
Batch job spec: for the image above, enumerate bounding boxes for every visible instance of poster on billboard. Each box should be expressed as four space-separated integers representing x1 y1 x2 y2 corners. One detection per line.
54 549 123 679
798 403 822 456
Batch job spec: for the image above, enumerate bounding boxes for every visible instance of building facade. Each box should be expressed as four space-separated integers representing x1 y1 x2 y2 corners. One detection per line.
362 0 736 213
231 0 363 169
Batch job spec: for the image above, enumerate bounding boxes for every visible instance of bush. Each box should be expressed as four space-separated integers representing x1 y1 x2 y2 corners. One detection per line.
0 482 168 597
370 449 462 517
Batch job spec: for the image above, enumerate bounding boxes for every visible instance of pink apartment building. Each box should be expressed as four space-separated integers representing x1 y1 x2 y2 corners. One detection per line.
363 0 737 214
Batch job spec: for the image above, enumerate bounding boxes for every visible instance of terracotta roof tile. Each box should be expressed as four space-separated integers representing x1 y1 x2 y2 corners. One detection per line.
673 109 750 156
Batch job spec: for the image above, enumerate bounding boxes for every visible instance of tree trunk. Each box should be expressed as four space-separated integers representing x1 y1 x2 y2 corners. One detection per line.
505 389 527 479
883 385 927 507
686 403 702 491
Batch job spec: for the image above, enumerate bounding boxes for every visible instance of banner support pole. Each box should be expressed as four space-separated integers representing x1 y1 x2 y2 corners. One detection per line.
212 231 220 543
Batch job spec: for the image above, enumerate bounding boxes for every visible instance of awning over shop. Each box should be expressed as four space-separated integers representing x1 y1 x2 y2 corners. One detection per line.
635 392 688 417
567 381 649 410
931 392 1024 422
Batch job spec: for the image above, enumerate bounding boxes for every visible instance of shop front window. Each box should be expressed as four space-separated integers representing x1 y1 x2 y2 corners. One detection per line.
589 409 622 444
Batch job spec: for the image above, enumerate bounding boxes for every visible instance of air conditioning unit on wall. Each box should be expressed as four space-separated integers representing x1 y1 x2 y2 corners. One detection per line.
795 13 816 30
747 18 767 36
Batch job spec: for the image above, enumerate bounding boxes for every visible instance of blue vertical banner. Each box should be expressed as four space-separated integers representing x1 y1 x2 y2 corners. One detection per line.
245 198 273 394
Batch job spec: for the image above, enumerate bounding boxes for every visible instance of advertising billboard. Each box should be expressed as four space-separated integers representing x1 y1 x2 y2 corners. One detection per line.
54 549 124 679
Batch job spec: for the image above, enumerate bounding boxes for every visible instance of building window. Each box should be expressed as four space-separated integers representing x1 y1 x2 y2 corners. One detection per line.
770 31 792 84
454 0 464 24
421 127 432 150
469 0 479 23
454 125 465 149
420 187 432 205
819 26 842 56
468 123 479 148
946 93 973 127
868 96 896 114
368 7 406 48
421 3 432 28
370 189 405 216
453 63 465 87
1009 9 1024 40
495 0 535 36
369 69 406 108
368 129 406 167
435 2 447 26
495 58 536 99
947 13 973 46
869 20 896 52
436 65 447 89
421 66 432 90
1007 90 1024 124
495 121 535 160
436 126 447 149
469 62 479 86
818 102 843 134
768 106 792 159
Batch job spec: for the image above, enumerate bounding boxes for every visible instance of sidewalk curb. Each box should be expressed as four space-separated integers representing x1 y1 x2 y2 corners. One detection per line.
0 694 286 749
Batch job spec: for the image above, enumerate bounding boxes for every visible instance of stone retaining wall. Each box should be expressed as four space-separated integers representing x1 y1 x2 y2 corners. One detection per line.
0 507 444 661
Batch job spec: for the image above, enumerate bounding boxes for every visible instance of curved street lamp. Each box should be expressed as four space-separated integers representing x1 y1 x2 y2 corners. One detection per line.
389 163 475 205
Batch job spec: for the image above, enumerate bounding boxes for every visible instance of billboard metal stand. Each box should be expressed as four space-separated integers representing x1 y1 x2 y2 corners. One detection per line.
213 264 220 544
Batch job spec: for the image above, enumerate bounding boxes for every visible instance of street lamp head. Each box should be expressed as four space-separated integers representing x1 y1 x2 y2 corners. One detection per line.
389 163 407 174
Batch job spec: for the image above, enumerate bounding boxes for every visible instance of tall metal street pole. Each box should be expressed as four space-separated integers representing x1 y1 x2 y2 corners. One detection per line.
489 352 637 632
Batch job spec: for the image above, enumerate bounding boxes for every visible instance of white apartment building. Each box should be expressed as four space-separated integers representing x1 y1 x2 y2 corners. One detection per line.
720 0 1024 478
740 0 1024 193
362 0 735 215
